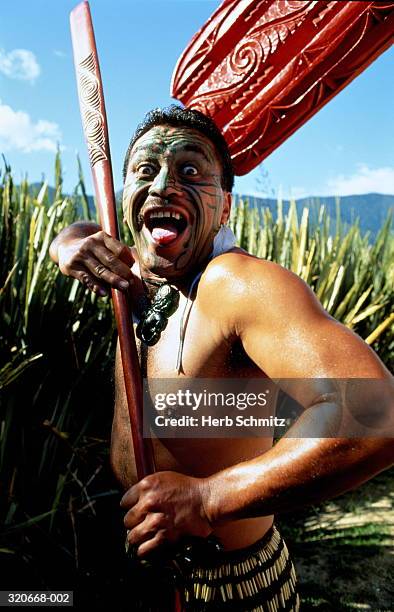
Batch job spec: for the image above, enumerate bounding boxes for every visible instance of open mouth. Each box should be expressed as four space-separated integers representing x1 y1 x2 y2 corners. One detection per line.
143 209 189 246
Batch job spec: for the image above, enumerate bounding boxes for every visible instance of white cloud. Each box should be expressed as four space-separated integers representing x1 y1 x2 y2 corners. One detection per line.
54 50 67 58
0 100 62 153
0 48 40 82
324 164 394 196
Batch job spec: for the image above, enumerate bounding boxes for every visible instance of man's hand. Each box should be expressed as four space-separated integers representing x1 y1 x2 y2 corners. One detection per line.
120 471 213 557
49 221 134 296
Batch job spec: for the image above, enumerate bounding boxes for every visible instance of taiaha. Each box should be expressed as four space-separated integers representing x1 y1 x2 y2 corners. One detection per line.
69 1 154 480
69 4 185 610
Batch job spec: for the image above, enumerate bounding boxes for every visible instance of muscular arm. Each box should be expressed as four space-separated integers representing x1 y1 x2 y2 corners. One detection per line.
121 253 393 556
203 255 393 521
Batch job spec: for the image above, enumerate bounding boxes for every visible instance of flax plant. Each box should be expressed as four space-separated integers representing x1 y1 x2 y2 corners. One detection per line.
0 155 119 589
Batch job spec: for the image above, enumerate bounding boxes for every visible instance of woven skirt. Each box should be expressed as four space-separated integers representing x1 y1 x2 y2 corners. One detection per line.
181 524 299 611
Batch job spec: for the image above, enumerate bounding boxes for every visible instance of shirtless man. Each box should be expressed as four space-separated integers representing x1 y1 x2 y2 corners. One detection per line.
50 106 393 610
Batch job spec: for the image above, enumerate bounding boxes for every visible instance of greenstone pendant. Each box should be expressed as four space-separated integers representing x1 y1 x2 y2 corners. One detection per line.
136 284 180 346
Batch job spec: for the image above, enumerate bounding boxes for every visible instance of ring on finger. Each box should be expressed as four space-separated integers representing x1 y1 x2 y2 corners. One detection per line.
95 264 106 277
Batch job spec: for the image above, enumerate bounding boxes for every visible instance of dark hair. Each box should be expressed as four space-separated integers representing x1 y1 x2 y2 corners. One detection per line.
123 105 234 192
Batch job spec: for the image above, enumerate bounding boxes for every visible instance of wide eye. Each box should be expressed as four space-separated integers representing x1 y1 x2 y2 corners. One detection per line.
137 163 156 177
181 164 198 176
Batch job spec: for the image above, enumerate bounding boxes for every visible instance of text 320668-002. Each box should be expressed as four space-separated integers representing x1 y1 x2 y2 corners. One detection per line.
0 592 73 607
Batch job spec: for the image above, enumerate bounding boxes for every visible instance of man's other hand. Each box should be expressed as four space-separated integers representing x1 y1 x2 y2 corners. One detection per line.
120 471 213 557
49 221 134 296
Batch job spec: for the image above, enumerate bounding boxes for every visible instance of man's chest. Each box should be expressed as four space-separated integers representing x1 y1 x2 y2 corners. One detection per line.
134 291 257 379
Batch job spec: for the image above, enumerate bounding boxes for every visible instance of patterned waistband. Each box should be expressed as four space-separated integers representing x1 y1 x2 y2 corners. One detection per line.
188 524 279 566
181 525 299 611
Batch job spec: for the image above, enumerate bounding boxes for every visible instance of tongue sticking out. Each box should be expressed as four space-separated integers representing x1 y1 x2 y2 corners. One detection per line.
151 222 179 245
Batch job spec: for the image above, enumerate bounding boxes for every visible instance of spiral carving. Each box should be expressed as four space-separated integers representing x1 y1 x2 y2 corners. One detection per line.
172 0 394 175
77 53 107 166
229 38 262 76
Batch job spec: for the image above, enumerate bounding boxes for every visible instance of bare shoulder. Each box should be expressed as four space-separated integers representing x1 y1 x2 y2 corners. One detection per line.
203 248 305 286
199 249 325 324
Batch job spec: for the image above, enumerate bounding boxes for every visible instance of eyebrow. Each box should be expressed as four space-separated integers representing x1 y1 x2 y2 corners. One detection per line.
130 144 152 155
130 142 212 163
179 144 211 162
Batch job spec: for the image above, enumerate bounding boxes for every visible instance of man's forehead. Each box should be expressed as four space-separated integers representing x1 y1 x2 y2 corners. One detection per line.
130 125 217 159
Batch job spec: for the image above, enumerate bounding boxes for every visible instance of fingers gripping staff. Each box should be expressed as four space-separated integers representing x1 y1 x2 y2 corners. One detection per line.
69 2 154 480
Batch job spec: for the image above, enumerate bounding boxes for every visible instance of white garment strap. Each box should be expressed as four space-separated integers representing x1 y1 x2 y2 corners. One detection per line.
211 225 237 258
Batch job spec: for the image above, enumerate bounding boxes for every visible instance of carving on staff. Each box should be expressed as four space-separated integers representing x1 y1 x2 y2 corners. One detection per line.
77 52 107 166
70 1 153 480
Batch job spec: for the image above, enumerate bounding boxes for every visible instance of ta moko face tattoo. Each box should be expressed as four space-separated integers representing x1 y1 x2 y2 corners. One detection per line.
123 126 231 281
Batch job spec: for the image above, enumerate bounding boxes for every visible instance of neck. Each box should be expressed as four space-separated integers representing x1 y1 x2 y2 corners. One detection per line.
138 225 236 296
139 256 210 297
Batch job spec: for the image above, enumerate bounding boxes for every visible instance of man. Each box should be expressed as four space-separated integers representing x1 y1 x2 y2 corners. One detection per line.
49 105 393 610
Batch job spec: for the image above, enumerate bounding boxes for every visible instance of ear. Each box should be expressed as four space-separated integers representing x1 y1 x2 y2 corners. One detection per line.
220 192 232 224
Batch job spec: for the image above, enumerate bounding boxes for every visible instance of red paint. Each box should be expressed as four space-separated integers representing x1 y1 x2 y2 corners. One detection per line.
172 1 394 175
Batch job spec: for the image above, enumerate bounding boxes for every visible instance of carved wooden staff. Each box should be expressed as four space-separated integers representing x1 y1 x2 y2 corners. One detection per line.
70 1 155 479
69 6 184 609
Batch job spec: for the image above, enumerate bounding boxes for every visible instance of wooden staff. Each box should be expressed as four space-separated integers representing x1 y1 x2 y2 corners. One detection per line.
69 1 154 479
70 7 184 609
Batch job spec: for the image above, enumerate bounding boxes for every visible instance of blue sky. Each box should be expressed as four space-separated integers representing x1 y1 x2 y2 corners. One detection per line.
1 0 393 198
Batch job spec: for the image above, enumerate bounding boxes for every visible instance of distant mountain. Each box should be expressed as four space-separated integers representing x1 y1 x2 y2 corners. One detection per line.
28 184 393 238
233 193 393 238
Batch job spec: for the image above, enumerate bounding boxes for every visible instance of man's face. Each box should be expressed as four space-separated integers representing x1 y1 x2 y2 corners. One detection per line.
123 125 231 279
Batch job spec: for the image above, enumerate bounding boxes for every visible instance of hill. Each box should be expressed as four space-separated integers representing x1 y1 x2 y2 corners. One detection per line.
232 193 394 237
28 184 393 237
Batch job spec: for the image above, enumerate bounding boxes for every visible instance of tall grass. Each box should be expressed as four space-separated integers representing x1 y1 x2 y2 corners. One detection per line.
0 156 122 601
0 156 392 601
230 198 393 363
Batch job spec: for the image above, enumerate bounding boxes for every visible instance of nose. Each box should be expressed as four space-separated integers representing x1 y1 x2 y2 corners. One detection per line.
148 166 182 199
